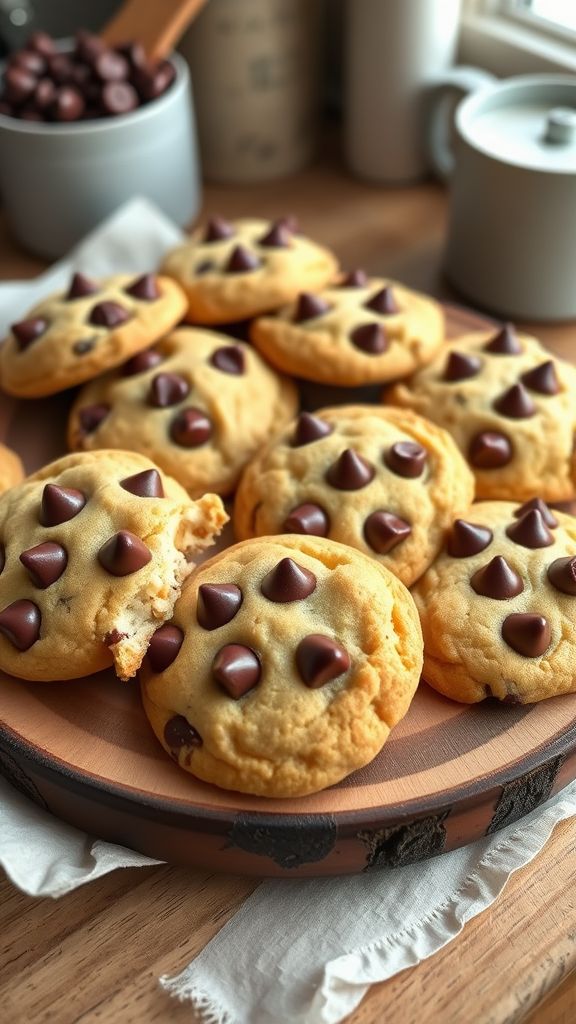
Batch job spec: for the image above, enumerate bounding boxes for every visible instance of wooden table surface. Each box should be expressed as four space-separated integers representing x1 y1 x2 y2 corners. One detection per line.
1 151 576 1024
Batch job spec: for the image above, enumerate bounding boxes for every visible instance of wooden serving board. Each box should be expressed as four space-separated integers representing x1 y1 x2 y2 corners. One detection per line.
0 304 575 878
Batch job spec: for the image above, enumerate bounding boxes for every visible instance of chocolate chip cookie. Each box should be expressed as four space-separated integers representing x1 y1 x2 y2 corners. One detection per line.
234 406 474 586
249 270 444 385
0 450 227 681
413 498 576 703
140 535 423 797
386 325 576 501
160 216 338 324
0 271 187 397
0 443 24 495
67 328 299 499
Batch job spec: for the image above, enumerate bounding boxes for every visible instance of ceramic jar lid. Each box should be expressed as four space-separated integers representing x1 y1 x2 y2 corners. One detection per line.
458 76 576 172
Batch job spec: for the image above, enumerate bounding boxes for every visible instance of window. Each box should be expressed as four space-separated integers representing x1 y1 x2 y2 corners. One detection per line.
459 0 576 77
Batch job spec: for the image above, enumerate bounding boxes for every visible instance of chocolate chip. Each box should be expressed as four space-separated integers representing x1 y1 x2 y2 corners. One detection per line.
261 557 316 603
549 499 576 517
73 338 96 355
11 318 48 351
326 449 375 490
34 77 56 110
225 245 260 273
19 109 45 122
120 469 164 498
443 351 482 382
11 50 46 76
170 408 212 447
116 41 148 71
122 349 162 376
47 54 74 83
484 325 521 355
41 484 86 526
547 556 576 595
349 323 387 355
164 714 202 749
210 345 245 375
447 520 494 557
148 372 190 408
521 360 560 396
339 269 368 287
364 286 398 315
0 600 41 651
79 404 109 433
283 503 330 537
364 510 411 553
204 216 234 242
292 412 333 446
258 221 291 247
213 644 261 699
29 31 56 58
74 30 105 63
104 628 127 646
89 301 130 328
502 613 551 657
124 273 159 300
20 542 68 589
493 383 536 419
100 80 138 114
471 556 524 600
514 498 557 528
97 530 152 576
468 431 513 468
384 441 427 478
0 545 4 574
93 50 129 82
133 60 175 101
147 624 184 672
51 86 85 121
296 634 350 689
66 272 99 300
4 67 37 105
506 509 554 548
197 583 243 630
293 293 331 323
0 101 14 117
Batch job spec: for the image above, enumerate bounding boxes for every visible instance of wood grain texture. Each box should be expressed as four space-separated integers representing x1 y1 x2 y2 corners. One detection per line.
1 150 575 1021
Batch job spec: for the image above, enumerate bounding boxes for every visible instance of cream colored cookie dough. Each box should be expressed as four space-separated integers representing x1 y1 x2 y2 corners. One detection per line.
234 406 474 586
161 216 338 323
413 499 576 704
140 535 423 797
0 272 187 397
249 273 444 385
386 326 576 501
0 450 227 682
68 328 298 499
0 443 24 495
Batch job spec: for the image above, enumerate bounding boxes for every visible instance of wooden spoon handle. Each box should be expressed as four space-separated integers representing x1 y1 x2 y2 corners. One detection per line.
101 0 208 62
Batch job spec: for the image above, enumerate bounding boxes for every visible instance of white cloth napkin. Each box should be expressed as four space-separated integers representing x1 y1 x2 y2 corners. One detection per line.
1 198 575 1024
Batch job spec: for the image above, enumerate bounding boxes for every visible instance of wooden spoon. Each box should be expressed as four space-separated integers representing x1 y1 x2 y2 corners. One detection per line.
101 0 208 62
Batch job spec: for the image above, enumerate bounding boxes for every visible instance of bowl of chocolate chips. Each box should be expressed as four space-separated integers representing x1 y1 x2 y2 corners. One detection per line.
0 30 200 258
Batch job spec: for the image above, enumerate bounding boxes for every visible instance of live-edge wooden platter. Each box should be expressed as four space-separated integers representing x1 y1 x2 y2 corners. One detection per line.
0 304 575 877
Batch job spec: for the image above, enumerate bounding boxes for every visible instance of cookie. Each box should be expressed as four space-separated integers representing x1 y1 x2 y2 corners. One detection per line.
0 271 187 397
0 443 24 495
386 325 576 501
140 535 423 797
0 450 227 681
67 328 299 499
234 406 474 586
160 216 338 324
413 499 576 704
249 270 444 385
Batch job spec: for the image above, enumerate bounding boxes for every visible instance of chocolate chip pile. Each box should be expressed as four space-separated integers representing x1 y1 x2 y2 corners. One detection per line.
0 30 175 122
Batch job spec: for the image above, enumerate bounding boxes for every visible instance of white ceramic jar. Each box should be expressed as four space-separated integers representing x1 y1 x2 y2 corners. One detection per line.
429 74 576 321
